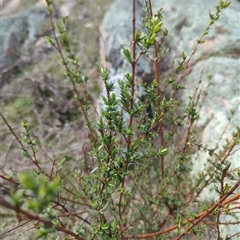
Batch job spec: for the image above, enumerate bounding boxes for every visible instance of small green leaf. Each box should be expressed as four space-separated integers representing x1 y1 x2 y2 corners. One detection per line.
18 172 38 191
158 148 168 156
209 11 215 20
204 29 210 35
135 31 146 42
99 67 109 81
163 28 168 36
10 190 24 206
161 98 167 111
44 36 55 47
122 47 132 63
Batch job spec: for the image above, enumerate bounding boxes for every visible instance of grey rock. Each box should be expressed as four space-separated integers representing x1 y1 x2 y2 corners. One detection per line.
151 0 239 60
0 5 48 86
0 13 28 70
26 6 49 42
100 1 148 75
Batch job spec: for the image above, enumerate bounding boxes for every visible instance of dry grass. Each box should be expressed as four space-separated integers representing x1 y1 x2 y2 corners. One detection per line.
0 0 112 238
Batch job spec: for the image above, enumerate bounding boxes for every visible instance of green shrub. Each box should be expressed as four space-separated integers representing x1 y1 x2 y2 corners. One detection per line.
1 0 239 239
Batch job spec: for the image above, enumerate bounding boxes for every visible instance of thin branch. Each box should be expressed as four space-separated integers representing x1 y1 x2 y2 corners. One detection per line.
0 198 85 240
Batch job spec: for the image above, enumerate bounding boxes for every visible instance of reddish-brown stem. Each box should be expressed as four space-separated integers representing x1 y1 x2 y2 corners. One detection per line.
0 198 85 240
118 0 137 234
147 0 164 177
47 10 97 144
174 180 240 240
124 188 240 239
0 112 42 172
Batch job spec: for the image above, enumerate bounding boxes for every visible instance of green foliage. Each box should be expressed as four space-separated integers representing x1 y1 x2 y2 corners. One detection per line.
18 173 61 213
0 0 239 239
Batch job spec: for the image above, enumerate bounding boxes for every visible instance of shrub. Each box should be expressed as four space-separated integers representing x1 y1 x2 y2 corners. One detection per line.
1 0 239 239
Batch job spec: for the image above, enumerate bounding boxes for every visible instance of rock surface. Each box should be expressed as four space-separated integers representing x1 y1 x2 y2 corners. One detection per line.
0 4 52 86
100 0 240 237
